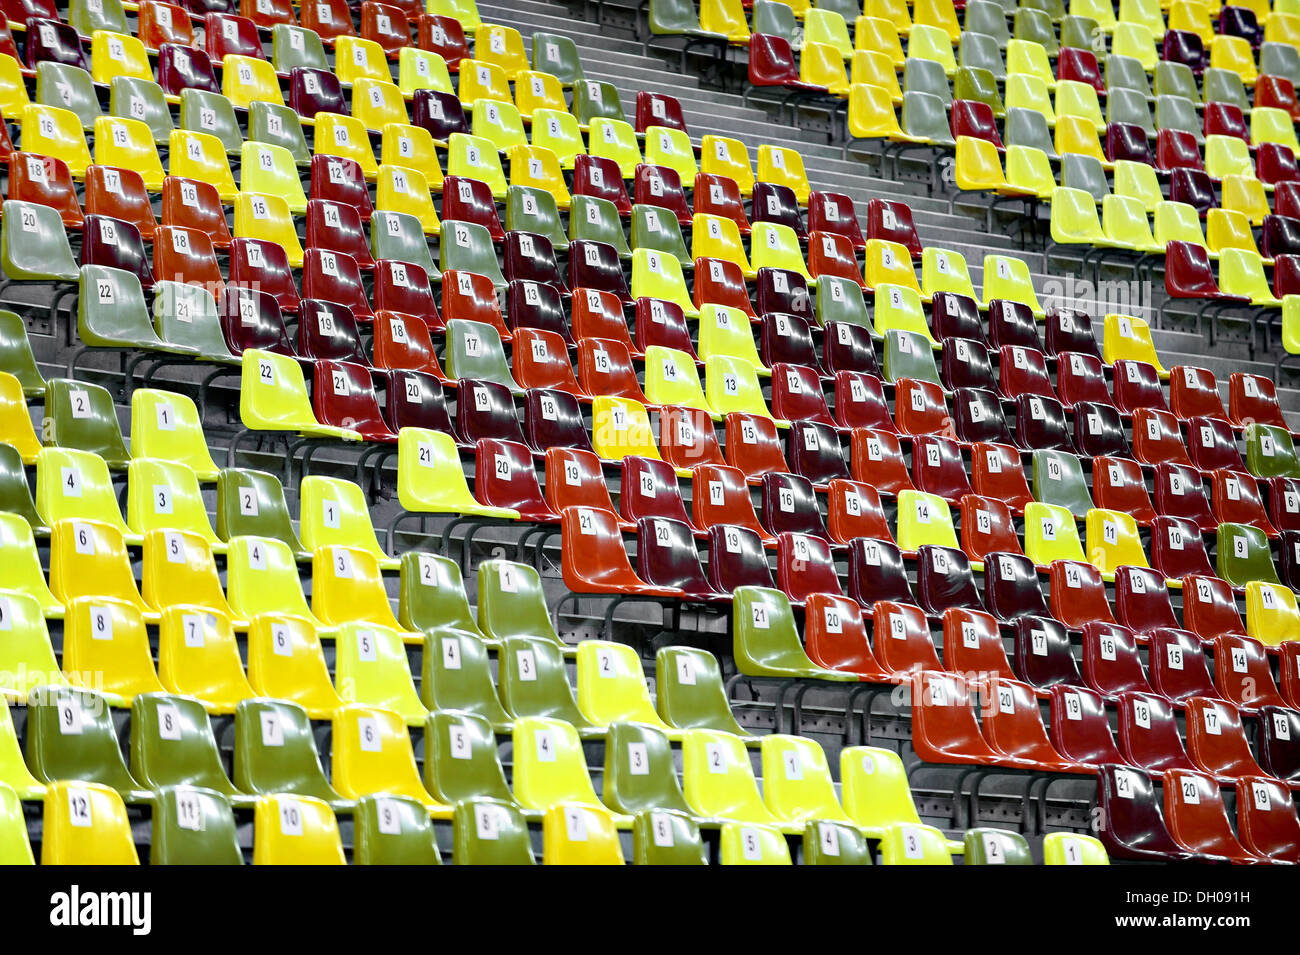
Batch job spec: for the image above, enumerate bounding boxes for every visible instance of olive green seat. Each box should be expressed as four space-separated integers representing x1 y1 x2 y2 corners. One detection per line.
453 797 536 864
353 794 443 864
602 721 693 815
0 782 33 864
803 820 872 865
25 685 152 802
77 265 199 369
882 329 942 385
477 559 565 646
569 194 631 258
423 710 517 806
216 467 305 554
440 219 507 288
1216 522 1282 587
732 586 857 681
633 808 707 865
2 200 79 281
42 377 131 469
109 76 173 145
963 826 1034 864
0 310 46 398
655 646 749 736
1245 423 1300 479
1108 55 1153 100
420 632 512 730
400 551 490 640
129 692 246 804
531 31 584 86
572 78 626 128
150 786 243 864
506 185 570 252
272 24 330 72
631 203 691 267
179 88 243 155
443 319 521 392
0 443 45 531
499 636 599 732
152 281 238 364
1014 8 1058 54
370 210 438 277
1031 449 1094 518
233 698 349 809
248 101 311 164
35 62 101 130
815 275 872 329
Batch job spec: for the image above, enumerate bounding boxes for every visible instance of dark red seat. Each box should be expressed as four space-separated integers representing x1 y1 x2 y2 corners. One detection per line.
218 285 293 357
1187 414 1245 472
1258 141 1300 185
915 544 983 617
1014 616 1082 689
910 433 973 504
953 386 1013 445
572 154 631 216
982 550 1048 622
454 378 526 446
1152 463 1215 533
932 292 986 344
312 361 395 442
228 238 299 314
439 176 503 242
1269 477 1300 533
1262 214 1300 261
309 156 374 220
1156 128 1204 173
1218 4 1258 43
833 374 891 433
998 345 1054 399
760 313 821 371
301 249 373 321
941 339 996 393
787 420 848 486
158 43 220 96
1117 690 1197 772
849 542 915 609
411 89 469 141
205 12 264 59
635 91 688 134
382 369 454 436
1105 122 1153 165
1082 622 1151 696
706 523 776 594
693 257 754 317
1147 627 1221 703
1057 46 1103 92
1096 765 1193 862
986 299 1041 352
770 362 831 425
1235 775 1300 863
25 17 88 69
754 267 811 319
950 99 1002 148
81 215 153 289
1073 400 1130 458
752 182 806 241
1056 350 1113 410
373 259 438 330
567 240 631 303
297 299 366 364
1258 705 1300 782
1044 306 1100 359
503 231 568 293
305 199 375 271
633 163 692 226
475 438 559 522
290 67 348 118
636 516 726 601
747 33 825 93
1169 168 1216 214
618 455 693 529
824 323 882 378
1204 101 1249 143
417 14 467 70
523 388 593 455
1113 359 1168 413
776 531 843 604
760 471 829 540
1160 28 1203 72
809 191 866 251
634 297 695 357
1114 566 1179 636
1049 684 1123 765
507 279 568 343
863 197 920 257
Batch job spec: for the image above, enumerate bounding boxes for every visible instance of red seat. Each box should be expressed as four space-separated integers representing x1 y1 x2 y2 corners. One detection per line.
1163 768 1270 863
1097 765 1193 861
417 14 467 70
747 33 825 93
442 269 512 341
474 438 559 522
544 448 630 529
372 309 448 380
911 671 1022 768
950 99 1002 148
567 240 631 304
619 455 693 531
808 231 863 287
1235 775 1300 863
1106 123 1153 167
754 267 810 318
1256 74 1300 120
1269 477 1300 533
635 91 688 135
360 2 410 55
205 12 265 60
10 153 82 228
770 362 833 425
1092 455 1157 525
577 337 648 404
941 607 1015 680
833 371 893 430
911 434 972 504
373 259 438 330
1148 627 1221 703
863 197 920 257
1264 215 1300 260
1114 566 1179 636
1113 359 1168 414
776 531 843 604
1204 101 1249 141
1043 397 1095 453
706 523 776 594
298 299 367 364
1132 408 1192 467
305 198 375 271
635 516 726 601
1187 415 1245 472
984 676 1093 772
1057 46 1104 92
753 182 807 241
153 225 223 298
507 280 568 343
455 379 526 446
138 1 195 49
229 238 300 313
970 442 1033 512
894 378 953 437
1155 128 1203 173
761 472 829 540
960 495 1024 563
997 345 1054 400
1013 616 1081 689
849 541 915 609
1257 141 1300 185
915 544 983 617
634 296 695 358
824 322 882 378
85 166 155 242
161 176 232 250
809 191 866 251
693 172 750 237
1083 622 1150 696
1050 560 1115 629
1168 365 1226 421
693 256 754 317
302 0 356 41
826 478 893 545
1055 350 1113 410
1055 685 1128 767
291 67 349 118
313 360 397 442
1118 691 1196 772
1165 240 1250 306
658 406 723 471
787 420 849 487
1152 463 1215 533
523 388 591 455
242 0 295 26
633 163 692 227
1211 469 1276 535
218 286 294 357
850 428 915 495
1228 372 1289 430
1180 574 1244 645
1283 645 1300 710
1186 696 1268 779
1044 306 1101 360
804 593 893 679
559 505 684 597
691 463 774 545
512 327 583 395
871 601 938 676
309 156 374 220
725 413 789 482
158 43 221 97
572 154 631 217
302 249 373 321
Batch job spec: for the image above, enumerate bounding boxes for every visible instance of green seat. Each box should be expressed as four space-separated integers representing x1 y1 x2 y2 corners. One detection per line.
1155 94 1202 143
233 698 348 808
1058 14 1097 51
815 274 872 329
443 319 520 391
271 23 330 72
1245 423 1300 479
78 264 199 364
732 586 856 681
572 78 626 128
0 444 45 532
1261 41 1300 85
1061 154 1110 203
216 467 304 553
1107 55 1153 100
2 199 79 281
602 721 693 815
498 636 598 731
960 31 1006 81
179 89 243 155
35 62 101 130
440 219 506 288
25 686 152 801
963 826 1034 864
0 310 46 398
1108 87 1155 138
633 808 707 865
803 820 872 865
477 559 565 646
569 195 631 258
401 551 489 639
531 31 584 86
1202 67 1249 111
452 797 535 864
506 185 569 252
370 210 438 277
965 0 1011 43
0 782 33 864
1004 106 1058 161
882 329 941 384
1154 61 1198 102
353 794 443 864
1014 7 1058 54
71 0 128 36
152 281 237 364
109 76 172 144
150 785 242 864
129 691 244 802
903 58 953 107
1031 449 1094 517
420 632 512 730
423 710 516 805
1216 522 1281 587
42 377 131 469
954 66 1003 116
753 0 796 43
655 646 748 735
899 89 955 145
631 203 691 267
248 101 311 164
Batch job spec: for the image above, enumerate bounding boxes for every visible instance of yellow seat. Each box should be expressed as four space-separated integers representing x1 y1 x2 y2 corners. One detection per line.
542 803 626 864
751 222 810 280
921 246 980 298
1054 114 1110 169
1252 105 1300 156
1051 187 1115 248
643 345 717 416
880 821 954 864
311 544 406 634
0 591 66 703
90 30 151 84
353 78 409 131
21 104 91 178
335 36 391 85
1072 0 1118 29
446 131 508 199
240 349 362 440
1221 174 1271 227
1219 248 1283 307
530 108 586 169
1209 34 1257 85
126 459 221 546
956 135 1016 194
1043 831 1110 864
1006 39 1056 90
1154 199 1208 249
299 475 394 569
42 781 139 864
759 734 853 825
1084 507 1149 576
698 303 767 371
590 395 663 462
1169 0 1213 43
865 0 911 33
380 122 444 187
225 535 320 625
140 528 233 618
1207 207 1261 258
645 124 700 181
575 641 674 733
507 144 570 209
700 0 753 42
62 596 164 703
511 715 608 813
851 49 902 102
705 355 775 420
692 213 753 277
1005 74 1056 125
0 53 29 116
1024 501 1087 565
0 782 32 863
1244 580 1300 645
1056 79 1106 133
471 97 527 151
1206 134 1254 180
847 82 922 142
874 282 934 349
1121 0 1168 34
700 134 754 194
397 47 453 97
1102 194 1162 253
334 621 427 725
234 191 305 267
0 512 61 617
719 821 793 864
896 488 960 551
515 69 567 120
631 247 697 316
682 728 783 826
981 254 1044 317
427 0 482 30
313 112 379 180
855 15 906 67
1101 313 1170 374
168 129 237 199
756 144 810 205
37 447 133 538
130 390 220 482
331 703 448 810
474 23 530 81
92 116 164 191
1113 159 1165 214
396 427 519 518
0 373 39 464
457 58 511 108
908 23 957 75
804 8 853 58
157 605 256 713
376 163 441 235
1004 145 1058 200
1265 10 1300 46
1112 22 1159 71
0 696 44 798
222 53 283 109
252 794 345 864
588 117 642 178
247 613 344 718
